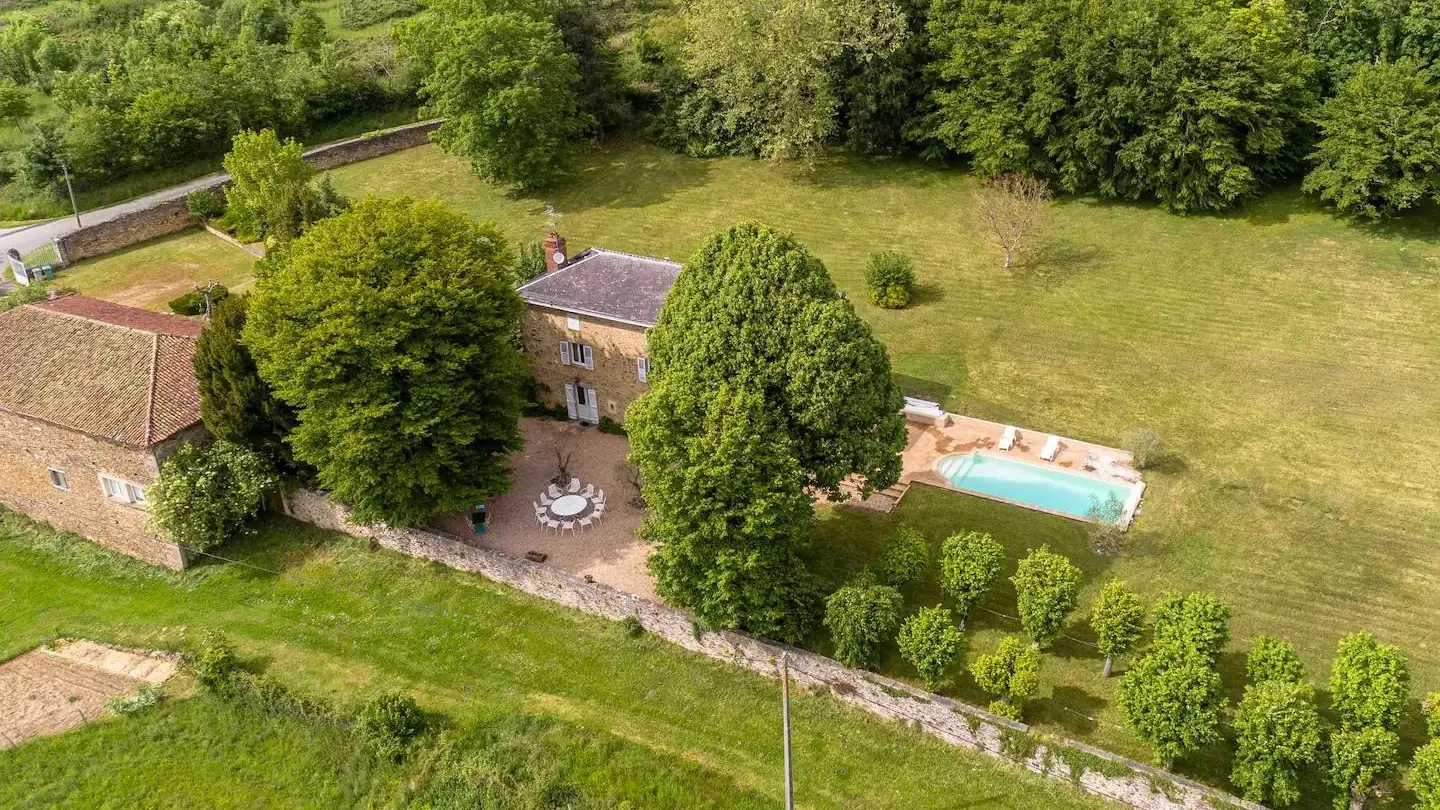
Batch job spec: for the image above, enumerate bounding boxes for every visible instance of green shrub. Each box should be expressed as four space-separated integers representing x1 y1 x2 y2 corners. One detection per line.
338 0 420 28
1415 739 1440 810
106 683 165 715
875 525 928 588
598 415 627 436
187 187 226 221
824 583 903 669
897 605 962 690
150 440 278 551
1425 692 1440 739
619 616 646 639
0 283 49 311
356 692 427 760
168 284 230 316
188 631 240 691
865 251 916 309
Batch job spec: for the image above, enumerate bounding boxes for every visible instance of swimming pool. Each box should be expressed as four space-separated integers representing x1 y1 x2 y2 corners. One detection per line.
935 452 1142 525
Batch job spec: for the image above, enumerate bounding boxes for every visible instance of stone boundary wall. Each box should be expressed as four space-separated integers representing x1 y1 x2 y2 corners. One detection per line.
54 120 443 265
285 489 1263 810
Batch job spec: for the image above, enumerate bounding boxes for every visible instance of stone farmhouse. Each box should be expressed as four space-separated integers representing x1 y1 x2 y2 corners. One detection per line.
0 295 204 569
517 232 679 424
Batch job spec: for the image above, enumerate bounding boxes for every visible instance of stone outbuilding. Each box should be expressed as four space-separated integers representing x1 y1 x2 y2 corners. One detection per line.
0 295 205 568
517 237 679 425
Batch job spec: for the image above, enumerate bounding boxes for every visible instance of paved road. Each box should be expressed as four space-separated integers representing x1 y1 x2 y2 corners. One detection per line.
0 171 229 258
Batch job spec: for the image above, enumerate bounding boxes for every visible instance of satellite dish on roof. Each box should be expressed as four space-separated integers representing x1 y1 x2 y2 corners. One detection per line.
552 251 567 265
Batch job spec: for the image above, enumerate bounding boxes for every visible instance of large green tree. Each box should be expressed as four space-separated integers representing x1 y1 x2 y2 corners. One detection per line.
398 0 586 188
244 197 527 526
150 440 279 551
1330 727 1398 810
1230 680 1323 806
824 582 905 668
969 635 1042 719
1151 591 1230 663
1118 641 1226 767
1303 60 1440 218
679 0 907 160
1090 579 1145 678
1010 545 1082 649
628 221 906 638
222 129 315 244
1329 632 1410 732
1415 739 1440 810
193 294 297 467
924 0 1318 212
938 529 1002 630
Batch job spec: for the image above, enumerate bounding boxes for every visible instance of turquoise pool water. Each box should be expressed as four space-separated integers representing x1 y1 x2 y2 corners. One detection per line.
935 452 1137 524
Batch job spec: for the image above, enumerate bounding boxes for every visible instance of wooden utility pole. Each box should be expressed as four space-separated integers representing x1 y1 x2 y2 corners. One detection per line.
781 656 794 810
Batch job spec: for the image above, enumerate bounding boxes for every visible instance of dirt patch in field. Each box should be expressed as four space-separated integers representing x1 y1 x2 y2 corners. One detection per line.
0 639 178 748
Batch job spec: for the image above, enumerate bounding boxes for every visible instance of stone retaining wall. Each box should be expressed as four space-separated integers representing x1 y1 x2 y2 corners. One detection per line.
285 489 1261 810
54 120 443 265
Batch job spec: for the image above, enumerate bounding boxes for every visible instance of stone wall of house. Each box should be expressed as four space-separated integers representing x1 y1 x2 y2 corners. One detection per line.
285 488 1260 810
522 306 650 423
53 120 443 266
0 411 187 569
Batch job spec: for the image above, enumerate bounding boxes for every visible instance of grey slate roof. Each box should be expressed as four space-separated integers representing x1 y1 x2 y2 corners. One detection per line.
516 248 680 327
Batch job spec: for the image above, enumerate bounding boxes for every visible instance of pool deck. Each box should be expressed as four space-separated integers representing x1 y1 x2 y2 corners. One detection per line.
897 413 1145 527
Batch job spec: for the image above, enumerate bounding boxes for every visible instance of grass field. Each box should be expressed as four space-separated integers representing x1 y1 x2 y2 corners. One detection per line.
58 228 258 311
325 141 1440 799
0 510 1108 810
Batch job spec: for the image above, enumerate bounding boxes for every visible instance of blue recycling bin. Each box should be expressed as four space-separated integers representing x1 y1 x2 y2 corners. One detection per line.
469 504 488 534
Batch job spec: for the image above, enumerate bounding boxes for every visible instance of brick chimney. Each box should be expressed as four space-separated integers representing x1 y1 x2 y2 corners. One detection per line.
542 232 568 272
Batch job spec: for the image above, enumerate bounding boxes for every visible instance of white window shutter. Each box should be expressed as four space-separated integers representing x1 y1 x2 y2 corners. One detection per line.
636 356 648 382
559 340 571 365
581 344 593 369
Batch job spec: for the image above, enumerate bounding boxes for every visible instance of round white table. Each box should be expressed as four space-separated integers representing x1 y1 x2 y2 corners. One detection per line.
550 494 588 518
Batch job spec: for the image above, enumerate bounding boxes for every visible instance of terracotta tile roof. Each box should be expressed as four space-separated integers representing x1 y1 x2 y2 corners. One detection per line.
517 248 680 327
0 295 203 447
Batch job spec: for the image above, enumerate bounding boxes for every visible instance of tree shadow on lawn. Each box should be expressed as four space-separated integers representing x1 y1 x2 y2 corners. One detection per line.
783 152 958 192
528 140 716 214
1036 684 1108 737
199 515 346 578
892 372 953 405
1019 239 1110 284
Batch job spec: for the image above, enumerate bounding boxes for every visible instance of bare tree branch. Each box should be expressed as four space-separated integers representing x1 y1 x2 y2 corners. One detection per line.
972 173 1054 270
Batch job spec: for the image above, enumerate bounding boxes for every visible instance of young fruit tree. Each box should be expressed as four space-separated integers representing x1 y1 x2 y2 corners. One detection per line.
244 197 528 527
1414 740 1440 810
1246 635 1307 685
897 605 963 691
1118 642 1225 768
968 635 1042 720
1329 632 1410 732
938 530 1002 630
1329 727 1399 810
874 525 929 589
1090 579 1145 677
1230 680 1322 807
972 172 1053 270
149 441 278 552
1426 691 1440 739
1151 591 1230 663
824 583 904 669
1011 545 1082 648
628 221 906 638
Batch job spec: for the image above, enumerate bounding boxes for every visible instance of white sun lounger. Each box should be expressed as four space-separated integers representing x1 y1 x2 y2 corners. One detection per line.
998 426 1017 451
1040 435 1060 461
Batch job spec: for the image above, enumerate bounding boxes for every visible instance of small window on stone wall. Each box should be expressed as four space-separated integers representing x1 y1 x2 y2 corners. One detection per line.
48 468 69 490
565 312 581 331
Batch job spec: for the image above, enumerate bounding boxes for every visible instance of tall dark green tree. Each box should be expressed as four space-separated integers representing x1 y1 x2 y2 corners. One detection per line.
628 221 907 638
244 197 527 526
193 295 297 466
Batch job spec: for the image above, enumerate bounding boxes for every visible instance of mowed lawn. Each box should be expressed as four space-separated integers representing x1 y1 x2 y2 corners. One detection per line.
59 228 257 311
328 142 1440 785
0 512 1108 810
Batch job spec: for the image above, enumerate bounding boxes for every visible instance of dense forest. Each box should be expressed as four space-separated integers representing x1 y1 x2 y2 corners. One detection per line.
0 0 1437 218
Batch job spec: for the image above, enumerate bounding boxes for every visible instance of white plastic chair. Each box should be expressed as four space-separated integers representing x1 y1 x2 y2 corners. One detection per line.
543 518 560 533
539 493 554 506
580 484 596 498
578 515 593 532
595 488 606 505
999 426 1017 451
592 503 605 519
560 520 575 535
567 477 581 494
1040 435 1061 461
